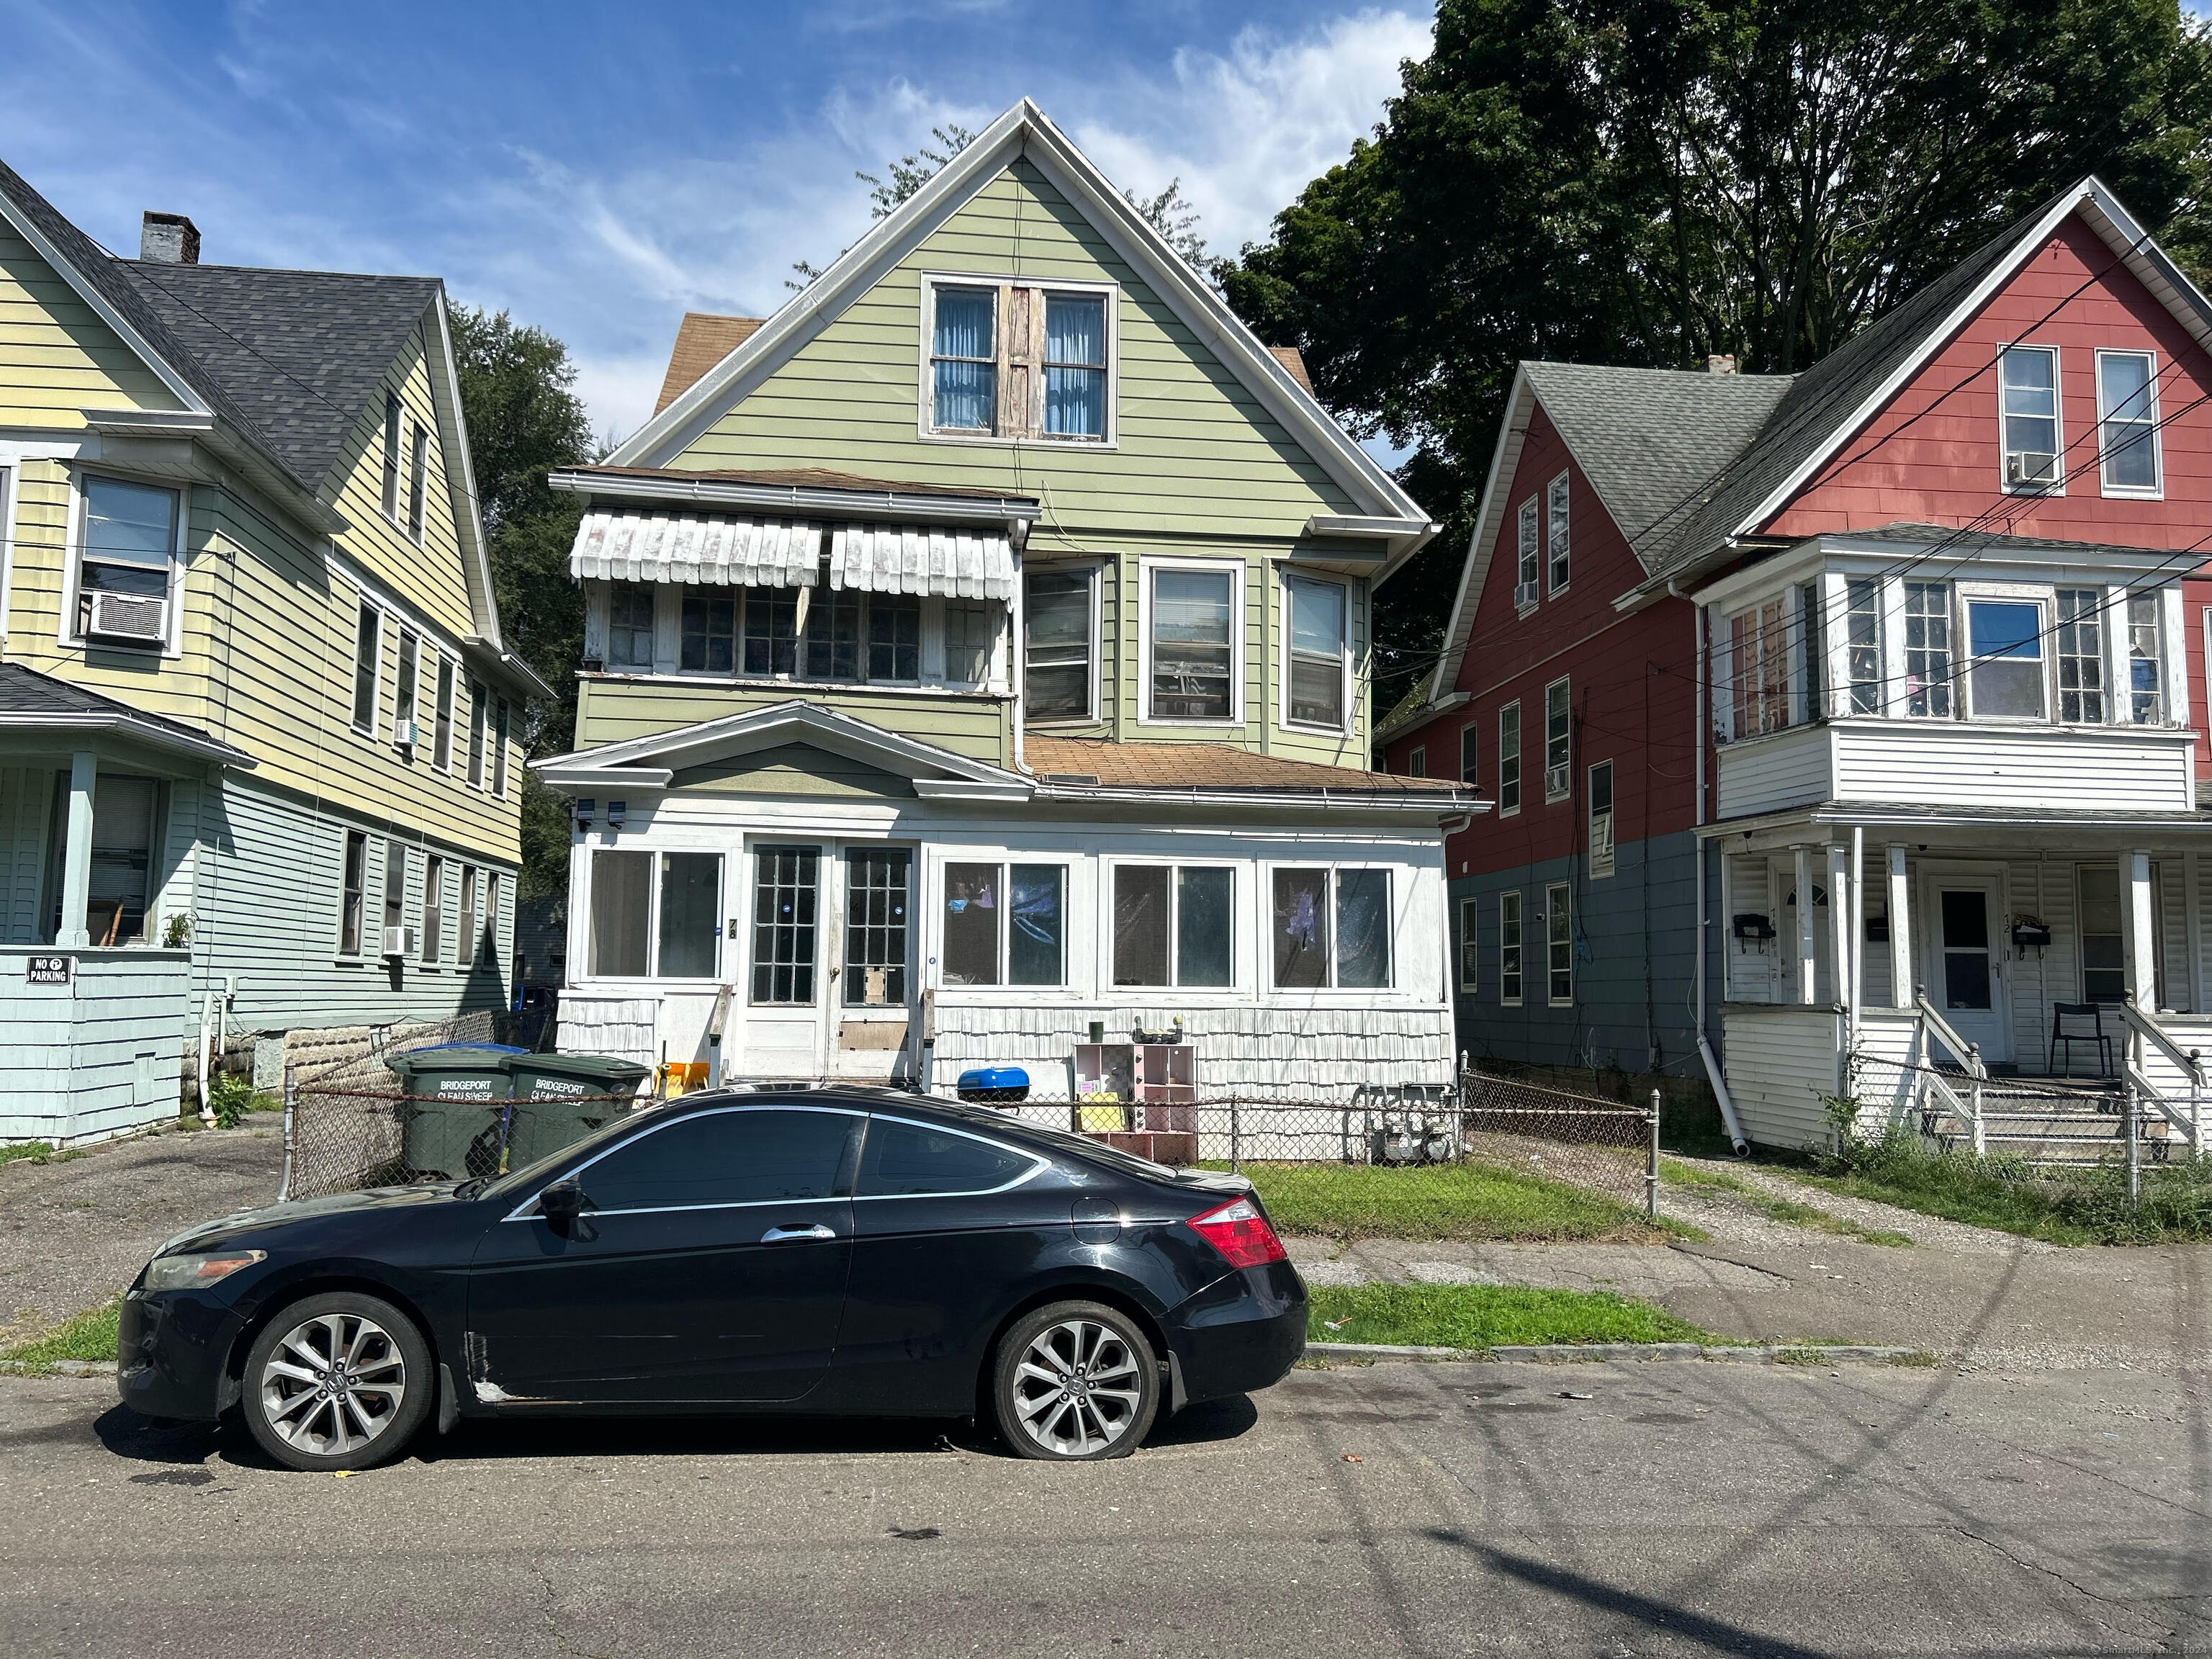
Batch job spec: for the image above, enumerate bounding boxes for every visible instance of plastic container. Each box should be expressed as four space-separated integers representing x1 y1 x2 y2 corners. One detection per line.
956 1066 1030 1104
502 1053 652 1169
382 1046 517 1181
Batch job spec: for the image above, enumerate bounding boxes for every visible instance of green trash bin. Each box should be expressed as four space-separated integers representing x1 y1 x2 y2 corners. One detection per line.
382 1045 519 1181
501 1053 652 1171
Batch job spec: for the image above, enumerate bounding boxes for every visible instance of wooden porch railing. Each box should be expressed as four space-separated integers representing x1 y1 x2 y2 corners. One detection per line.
1912 986 1987 1154
2117 995 2206 1157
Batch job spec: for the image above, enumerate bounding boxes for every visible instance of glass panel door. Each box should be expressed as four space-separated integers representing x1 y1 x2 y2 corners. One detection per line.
1930 881 2008 1064
751 848 819 1004
843 849 910 1007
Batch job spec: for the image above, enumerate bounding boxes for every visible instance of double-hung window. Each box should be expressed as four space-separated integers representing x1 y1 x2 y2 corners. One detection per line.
1543 678 1571 801
942 862 1066 986
1024 567 1095 721
1728 598 1789 737
1148 565 1236 721
1498 702 1521 814
406 423 428 542
2098 351 2159 493
1515 498 1539 606
1845 578 1884 714
492 698 510 798
433 659 455 769
587 849 725 981
1966 598 2045 719
382 841 406 956
1545 472 1570 593
1546 882 1573 1004
2128 592 2163 722
1406 746 1426 778
1588 760 1614 878
350 603 381 734
2057 589 2106 723
421 855 444 964
1112 864 1233 988
1459 723 1479 785
394 630 420 747
1458 896 1480 993
1043 294 1107 438
1270 867 1392 990
77 475 179 648
930 286 997 433
338 830 367 956
1999 345 2059 490
380 393 402 520
457 866 477 968
467 679 487 786
607 581 656 669
1285 575 1349 729
1904 583 1954 718
1498 891 1523 1005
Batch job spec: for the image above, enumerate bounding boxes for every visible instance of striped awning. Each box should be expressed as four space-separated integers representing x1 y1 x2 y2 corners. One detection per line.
568 511 822 587
828 523 1016 601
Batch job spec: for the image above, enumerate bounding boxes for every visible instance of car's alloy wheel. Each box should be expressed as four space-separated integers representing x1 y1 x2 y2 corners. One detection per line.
993 1300 1159 1461
241 1292 432 1472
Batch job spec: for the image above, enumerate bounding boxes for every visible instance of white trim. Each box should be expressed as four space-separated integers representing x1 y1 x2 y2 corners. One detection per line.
1497 699 1522 817
1545 469 1570 595
606 100 1430 570
1995 341 2064 496
1955 583 2054 724
1279 568 1352 735
0 461 14 655
1542 676 1572 803
2094 346 2163 498
1497 886 1524 1007
1259 858 1399 994
58 467 187 659
1456 894 1480 994
931 851 1074 991
914 273 1120 449
1427 368 1535 704
1544 878 1574 1007
1100 855 1241 992
1136 555 1245 728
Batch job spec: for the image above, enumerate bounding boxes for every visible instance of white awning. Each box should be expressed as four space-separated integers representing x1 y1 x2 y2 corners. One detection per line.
569 510 822 587
828 523 1015 601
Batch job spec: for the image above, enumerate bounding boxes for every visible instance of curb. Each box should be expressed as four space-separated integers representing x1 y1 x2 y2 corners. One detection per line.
1303 1340 1932 1367
0 1359 117 1378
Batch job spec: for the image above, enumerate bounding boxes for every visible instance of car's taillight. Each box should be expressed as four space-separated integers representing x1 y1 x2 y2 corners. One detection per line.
1185 1194 1287 1269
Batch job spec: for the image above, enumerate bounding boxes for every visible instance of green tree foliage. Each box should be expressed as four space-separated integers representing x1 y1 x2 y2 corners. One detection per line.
1223 0 2212 713
446 302 594 900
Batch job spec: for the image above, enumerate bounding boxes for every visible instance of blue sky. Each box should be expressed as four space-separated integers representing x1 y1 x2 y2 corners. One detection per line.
0 1 1432 441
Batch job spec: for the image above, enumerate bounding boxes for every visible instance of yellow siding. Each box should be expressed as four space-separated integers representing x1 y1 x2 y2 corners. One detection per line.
0 221 181 424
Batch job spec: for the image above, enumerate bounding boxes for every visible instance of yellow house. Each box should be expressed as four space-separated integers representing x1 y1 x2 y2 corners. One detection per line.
0 158 546 1143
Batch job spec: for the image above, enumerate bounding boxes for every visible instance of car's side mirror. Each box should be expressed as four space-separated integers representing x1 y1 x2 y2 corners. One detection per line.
538 1179 587 1228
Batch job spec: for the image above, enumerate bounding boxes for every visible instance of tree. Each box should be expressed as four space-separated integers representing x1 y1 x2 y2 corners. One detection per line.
1125 178 1213 271
1223 0 2212 714
446 302 595 902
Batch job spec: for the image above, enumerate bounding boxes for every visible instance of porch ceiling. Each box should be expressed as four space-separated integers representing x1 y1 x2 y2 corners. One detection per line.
1701 799 2212 854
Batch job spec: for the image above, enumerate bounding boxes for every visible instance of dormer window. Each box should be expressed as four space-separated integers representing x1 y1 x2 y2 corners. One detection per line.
1998 345 2059 490
925 276 1116 443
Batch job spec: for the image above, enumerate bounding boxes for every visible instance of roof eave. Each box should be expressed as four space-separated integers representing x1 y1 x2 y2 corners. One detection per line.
549 467 1043 527
0 711 255 768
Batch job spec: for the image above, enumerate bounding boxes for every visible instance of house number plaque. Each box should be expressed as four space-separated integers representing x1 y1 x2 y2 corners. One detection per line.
27 955 72 985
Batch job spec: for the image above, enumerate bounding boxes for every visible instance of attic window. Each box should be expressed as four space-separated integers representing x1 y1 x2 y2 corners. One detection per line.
925 276 1115 443
1998 345 2059 490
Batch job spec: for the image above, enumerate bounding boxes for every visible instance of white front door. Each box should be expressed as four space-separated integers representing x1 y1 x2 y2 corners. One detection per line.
738 842 828 1078
1928 880 2009 1064
829 845 915 1082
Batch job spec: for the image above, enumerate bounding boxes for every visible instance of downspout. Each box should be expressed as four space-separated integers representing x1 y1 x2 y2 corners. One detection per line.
1675 580 1748 1154
1007 529 1029 775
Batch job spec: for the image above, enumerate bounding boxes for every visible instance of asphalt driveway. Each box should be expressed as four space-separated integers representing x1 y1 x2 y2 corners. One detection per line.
1 1356 2205 1655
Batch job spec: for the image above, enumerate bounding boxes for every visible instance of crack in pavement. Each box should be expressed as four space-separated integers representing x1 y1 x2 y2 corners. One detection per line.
1947 1524 2177 1644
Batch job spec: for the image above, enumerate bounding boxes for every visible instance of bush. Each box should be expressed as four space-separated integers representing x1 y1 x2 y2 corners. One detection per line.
207 1070 259 1130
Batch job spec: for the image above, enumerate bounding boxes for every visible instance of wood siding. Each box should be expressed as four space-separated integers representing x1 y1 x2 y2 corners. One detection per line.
0 221 182 424
1719 1004 1842 1148
577 678 1013 764
0 947 190 1143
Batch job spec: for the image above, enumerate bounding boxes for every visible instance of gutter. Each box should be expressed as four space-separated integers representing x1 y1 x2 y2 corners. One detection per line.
0 711 255 768
463 637 555 703
1678 582 1749 1155
1029 782 1486 815
549 467 1042 532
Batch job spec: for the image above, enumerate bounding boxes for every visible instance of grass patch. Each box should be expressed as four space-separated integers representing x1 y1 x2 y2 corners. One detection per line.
1 1301 120 1369
0 1141 58 1169
1659 1159 1750 1194
1772 1346 1829 1366
1308 1282 1717 1349
1662 1158 1912 1246
1218 1159 1701 1242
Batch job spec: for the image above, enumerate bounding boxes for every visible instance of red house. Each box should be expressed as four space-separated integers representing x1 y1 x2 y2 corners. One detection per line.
1382 177 2212 1154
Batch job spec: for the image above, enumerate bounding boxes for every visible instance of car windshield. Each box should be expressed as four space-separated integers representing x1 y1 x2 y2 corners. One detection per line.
464 1104 671 1203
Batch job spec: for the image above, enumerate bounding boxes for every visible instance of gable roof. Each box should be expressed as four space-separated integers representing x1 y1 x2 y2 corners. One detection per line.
654 313 763 414
610 99 1434 577
117 261 443 490
0 662 252 765
1421 174 2212 711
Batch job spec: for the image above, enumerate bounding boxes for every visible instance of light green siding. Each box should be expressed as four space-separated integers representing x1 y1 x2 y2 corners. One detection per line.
672 743 917 799
577 679 1013 765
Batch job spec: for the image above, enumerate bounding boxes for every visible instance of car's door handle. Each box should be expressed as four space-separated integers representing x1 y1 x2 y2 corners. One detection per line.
761 1223 837 1244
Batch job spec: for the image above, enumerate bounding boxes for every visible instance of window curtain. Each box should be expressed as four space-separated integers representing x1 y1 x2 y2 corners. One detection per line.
1044 295 1106 436
933 289 996 431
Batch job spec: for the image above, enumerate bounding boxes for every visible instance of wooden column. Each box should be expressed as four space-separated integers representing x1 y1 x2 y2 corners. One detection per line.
1827 842 1851 1015
2123 848 2158 1012
56 750 96 949
1794 845 1816 1005
1887 843 1912 1009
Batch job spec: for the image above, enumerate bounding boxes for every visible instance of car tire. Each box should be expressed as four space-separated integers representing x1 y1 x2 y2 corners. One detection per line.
240 1291 433 1473
991 1300 1160 1462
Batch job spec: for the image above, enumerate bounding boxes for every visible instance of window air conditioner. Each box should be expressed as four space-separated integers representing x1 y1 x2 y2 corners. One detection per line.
2006 451 2057 487
86 589 167 644
382 925 416 959
1514 580 1540 608
392 717 419 752
1545 765 1569 799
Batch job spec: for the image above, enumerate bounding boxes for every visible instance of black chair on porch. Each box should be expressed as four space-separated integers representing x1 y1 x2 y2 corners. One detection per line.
2047 1002 2113 1079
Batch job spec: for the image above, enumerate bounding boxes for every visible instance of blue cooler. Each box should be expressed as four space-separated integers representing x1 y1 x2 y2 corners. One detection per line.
956 1066 1030 1105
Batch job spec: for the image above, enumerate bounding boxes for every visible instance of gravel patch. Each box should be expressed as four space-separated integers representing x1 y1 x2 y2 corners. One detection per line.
1666 1156 2061 1255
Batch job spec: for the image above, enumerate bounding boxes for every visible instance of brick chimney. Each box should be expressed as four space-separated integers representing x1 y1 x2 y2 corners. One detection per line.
139 212 200 265
1706 353 1737 375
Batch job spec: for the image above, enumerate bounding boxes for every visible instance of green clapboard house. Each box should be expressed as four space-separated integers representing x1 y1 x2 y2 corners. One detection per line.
0 159 545 1143
538 101 1480 1102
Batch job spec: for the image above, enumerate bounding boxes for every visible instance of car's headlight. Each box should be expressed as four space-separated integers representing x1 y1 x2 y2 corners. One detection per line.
143 1250 266 1292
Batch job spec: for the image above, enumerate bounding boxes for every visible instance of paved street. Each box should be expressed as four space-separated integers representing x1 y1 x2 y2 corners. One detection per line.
4 1357 2206 1656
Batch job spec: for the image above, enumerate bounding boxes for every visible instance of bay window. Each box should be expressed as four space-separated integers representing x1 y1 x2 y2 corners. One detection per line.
942 862 1066 986
1844 578 1884 714
1111 864 1233 988
1999 344 2059 489
2128 592 2163 722
2098 350 2158 493
1965 598 2044 719
1285 575 1348 729
1148 565 1236 721
1728 598 1788 737
1904 582 1954 718
1025 567 1094 720
1271 867 1391 990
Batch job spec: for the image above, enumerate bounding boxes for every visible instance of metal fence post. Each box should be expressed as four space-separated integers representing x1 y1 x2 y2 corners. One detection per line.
278 1061 297 1203
2126 1079 2141 1206
1646 1087 1660 1222
1229 1095 1242 1175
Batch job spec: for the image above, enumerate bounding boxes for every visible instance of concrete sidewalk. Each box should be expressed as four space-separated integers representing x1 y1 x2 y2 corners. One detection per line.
0 1124 284 1346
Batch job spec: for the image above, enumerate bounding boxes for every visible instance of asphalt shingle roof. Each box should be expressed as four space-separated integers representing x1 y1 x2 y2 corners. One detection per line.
1023 736 1465 795
0 662 224 746
118 262 440 491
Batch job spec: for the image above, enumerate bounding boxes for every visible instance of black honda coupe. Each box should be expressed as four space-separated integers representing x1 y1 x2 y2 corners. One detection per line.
117 1086 1306 1469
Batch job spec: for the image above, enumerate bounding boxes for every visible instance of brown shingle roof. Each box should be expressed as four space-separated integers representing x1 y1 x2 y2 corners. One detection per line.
652 313 764 415
1023 737 1465 795
564 463 1033 503
1267 345 1314 395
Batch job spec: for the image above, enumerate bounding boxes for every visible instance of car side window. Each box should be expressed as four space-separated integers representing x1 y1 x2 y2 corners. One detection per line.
858 1119 1037 1197
571 1109 852 1212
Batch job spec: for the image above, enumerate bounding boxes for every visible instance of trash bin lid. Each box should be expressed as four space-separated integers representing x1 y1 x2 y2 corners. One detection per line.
508 1053 652 1083
383 1044 524 1081
956 1066 1029 1090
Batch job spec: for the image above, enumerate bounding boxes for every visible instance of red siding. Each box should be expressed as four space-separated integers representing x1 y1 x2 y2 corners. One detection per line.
1386 403 1699 876
1766 215 2212 548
